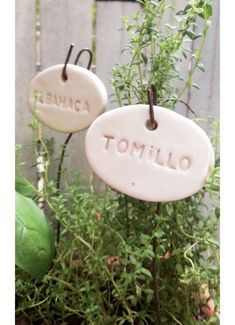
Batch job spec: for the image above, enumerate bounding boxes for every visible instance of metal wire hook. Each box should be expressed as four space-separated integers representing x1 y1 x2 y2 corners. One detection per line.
62 43 74 81
74 48 93 70
147 84 158 130
62 45 93 81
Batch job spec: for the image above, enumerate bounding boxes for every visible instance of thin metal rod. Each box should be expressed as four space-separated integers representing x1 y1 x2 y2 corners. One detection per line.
151 84 157 106
152 202 161 325
74 48 93 70
147 85 157 129
56 133 73 192
62 43 74 81
56 132 73 244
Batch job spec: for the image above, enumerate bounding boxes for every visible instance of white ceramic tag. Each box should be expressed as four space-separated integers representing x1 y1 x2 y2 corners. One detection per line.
28 64 108 133
85 105 215 202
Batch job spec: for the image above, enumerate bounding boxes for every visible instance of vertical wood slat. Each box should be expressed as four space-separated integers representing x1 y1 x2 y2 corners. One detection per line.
160 0 190 117
40 0 93 69
189 0 220 127
94 1 140 191
40 0 93 185
15 0 36 182
96 1 140 109
171 0 193 117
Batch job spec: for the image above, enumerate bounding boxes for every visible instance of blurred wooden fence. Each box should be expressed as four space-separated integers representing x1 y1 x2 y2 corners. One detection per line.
15 0 219 187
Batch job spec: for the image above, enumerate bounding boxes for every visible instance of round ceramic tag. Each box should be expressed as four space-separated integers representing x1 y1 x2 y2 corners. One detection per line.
28 64 108 133
85 105 215 202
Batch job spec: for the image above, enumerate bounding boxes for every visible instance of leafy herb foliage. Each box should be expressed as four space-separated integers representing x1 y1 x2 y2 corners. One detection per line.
16 1 219 324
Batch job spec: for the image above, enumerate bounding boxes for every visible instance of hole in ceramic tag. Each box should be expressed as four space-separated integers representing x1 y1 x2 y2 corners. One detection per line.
146 119 158 131
61 71 67 82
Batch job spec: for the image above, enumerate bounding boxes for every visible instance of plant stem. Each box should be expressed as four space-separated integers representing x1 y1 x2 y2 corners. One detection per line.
104 265 135 320
176 23 208 101
164 309 184 325
161 98 196 115
125 195 130 238
16 296 50 313
156 0 166 29
45 274 79 293
183 241 199 269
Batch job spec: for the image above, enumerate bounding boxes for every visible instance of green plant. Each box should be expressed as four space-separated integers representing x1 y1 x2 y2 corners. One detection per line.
15 169 220 324
16 1 219 324
15 191 55 280
112 0 212 109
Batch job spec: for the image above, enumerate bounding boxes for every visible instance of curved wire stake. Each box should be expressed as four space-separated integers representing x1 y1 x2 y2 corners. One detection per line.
56 46 93 244
147 85 158 130
56 132 73 244
74 48 93 70
62 43 74 81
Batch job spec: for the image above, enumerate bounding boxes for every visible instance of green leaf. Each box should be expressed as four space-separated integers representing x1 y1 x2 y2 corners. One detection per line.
15 191 55 281
130 254 138 265
164 23 177 30
15 174 38 198
182 51 187 59
185 31 202 40
154 229 165 238
197 62 205 72
176 10 186 16
135 284 142 298
192 83 200 90
141 52 148 65
176 4 191 16
194 34 203 40
141 267 152 278
206 237 219 247
203 3 213 20
140 233 150 244
150 1 160 7
145 288 154 304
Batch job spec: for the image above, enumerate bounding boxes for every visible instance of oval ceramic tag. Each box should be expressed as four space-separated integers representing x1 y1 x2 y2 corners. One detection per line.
28 64 108 133
85 105 215 202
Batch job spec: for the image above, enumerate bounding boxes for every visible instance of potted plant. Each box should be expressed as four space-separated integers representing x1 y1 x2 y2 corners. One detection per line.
16 1 219 324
